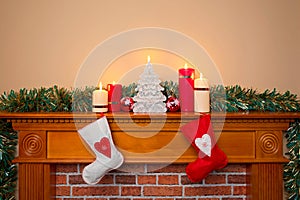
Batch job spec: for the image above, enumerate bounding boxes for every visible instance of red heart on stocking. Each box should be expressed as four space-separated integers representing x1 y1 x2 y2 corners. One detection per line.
94 137 111 158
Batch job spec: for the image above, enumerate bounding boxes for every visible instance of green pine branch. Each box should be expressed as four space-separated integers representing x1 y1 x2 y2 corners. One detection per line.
210 85 300 112
0 120 17 200
122 83 138 97
0 86 95 112
72 86 95 112
160 80 179 98
284 120 300 200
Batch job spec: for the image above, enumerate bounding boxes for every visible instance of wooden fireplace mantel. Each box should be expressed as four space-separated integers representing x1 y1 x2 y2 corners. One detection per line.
1 112 300 200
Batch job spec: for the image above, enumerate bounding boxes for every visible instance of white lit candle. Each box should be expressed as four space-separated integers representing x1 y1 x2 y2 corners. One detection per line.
194 73 210 113
92 82 108 112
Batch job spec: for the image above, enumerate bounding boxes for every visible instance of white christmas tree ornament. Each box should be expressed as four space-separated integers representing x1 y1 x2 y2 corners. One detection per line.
133 56 167 113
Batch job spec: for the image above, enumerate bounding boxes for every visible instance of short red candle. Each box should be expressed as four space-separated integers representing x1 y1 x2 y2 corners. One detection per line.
107 83 122 112
178 67 195 112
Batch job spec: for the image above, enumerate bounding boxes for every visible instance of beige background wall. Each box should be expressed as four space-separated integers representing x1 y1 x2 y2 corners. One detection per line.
1 0 299 95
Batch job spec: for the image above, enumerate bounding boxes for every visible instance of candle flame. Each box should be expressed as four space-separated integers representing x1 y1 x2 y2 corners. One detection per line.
184 63 188 69
99 82 102 90
147 56 151 63
200 73 203 79
112 81 116 85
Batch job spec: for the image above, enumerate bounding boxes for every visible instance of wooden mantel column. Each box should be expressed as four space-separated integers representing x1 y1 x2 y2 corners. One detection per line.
0 112 299 200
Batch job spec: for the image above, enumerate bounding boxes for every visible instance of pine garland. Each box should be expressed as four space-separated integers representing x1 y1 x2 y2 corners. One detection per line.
122 83 138 98
0 86 94 113
0 120 17 200
210 85 300 112
0 86 72 112
1 84 299 113
72 86 95 112
284 120 300 200
0 83 299 199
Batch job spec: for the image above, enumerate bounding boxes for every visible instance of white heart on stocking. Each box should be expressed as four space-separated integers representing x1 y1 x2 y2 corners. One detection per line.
195 134 212 157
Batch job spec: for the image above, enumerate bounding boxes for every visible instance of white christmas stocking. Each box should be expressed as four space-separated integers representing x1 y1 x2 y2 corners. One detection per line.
78 116 124 185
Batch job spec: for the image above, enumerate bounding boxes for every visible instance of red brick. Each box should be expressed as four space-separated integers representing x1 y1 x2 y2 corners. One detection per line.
56 164 78 173
134 198 153 200
144 186 182 196
222 198 244 200
175 198 197 200
98 175 114 184
185 186 231 196
155 198 174 200
147 164 186 173
110 198 131 200
69 175 85 184
65 198 84 200
68 174 114 184
53 163 249 199
116 164 145 173
228 175 246 184
233 185 247 195
72 186 119 196
56 175 67 184
138 175 156 184
121 186 142 196
79 163 87 172
181 175 203 185
116 175 136 184
198 198 219 200
56 186 71 196
216 164 246 173
204 174 226 184
158 175 179 185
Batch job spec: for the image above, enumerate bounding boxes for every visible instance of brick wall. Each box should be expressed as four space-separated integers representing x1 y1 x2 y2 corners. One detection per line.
55 163 247 200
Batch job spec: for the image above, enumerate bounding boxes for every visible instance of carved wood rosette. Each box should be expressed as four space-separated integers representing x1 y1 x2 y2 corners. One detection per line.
19 131 46 159
257 131 282 159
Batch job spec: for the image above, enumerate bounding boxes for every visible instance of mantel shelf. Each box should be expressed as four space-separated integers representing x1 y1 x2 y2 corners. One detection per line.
0 111 299 200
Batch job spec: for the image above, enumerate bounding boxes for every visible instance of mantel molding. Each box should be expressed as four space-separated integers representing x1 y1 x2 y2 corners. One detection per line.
2 111 299 124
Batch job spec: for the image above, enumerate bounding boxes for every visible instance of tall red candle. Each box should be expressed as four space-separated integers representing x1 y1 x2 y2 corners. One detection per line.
107 83 122 112
178 66 195 112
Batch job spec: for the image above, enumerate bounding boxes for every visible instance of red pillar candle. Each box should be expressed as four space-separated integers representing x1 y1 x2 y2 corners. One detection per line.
107 82 122 112
178 64 195 112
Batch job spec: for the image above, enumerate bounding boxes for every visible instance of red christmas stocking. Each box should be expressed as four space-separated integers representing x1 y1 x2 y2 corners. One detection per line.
180 114 228 182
